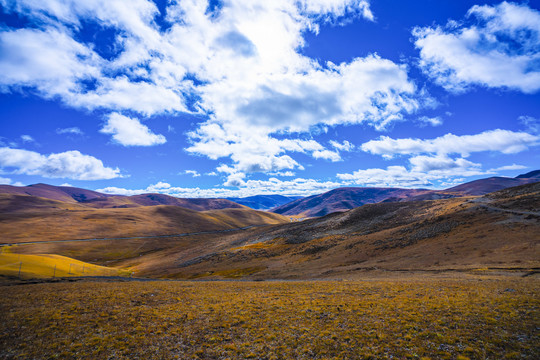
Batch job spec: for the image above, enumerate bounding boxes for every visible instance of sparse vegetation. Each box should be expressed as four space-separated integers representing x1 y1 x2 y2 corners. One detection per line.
0 278 538 359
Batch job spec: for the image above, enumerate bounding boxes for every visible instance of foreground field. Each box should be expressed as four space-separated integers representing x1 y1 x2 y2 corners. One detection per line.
1 278 538 359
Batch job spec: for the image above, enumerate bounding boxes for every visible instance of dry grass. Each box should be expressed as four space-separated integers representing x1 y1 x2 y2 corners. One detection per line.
0 249 128 278
0 278 538 359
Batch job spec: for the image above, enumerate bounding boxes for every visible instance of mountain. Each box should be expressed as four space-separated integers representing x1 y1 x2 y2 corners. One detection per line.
0 184 243 211
272 171 540 217
445 175 539 195
225 195 302 210
514 169 540 179
6 182 539 279
0 183 110 203
271 187 432 217
135 181 539 279
0 193 289 244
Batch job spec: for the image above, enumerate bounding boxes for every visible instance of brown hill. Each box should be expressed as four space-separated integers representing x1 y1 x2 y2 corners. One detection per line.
0 183 109 203
8 183 539 279
0 184 244 211
0 193 289 244
124 182 539 279
271 172 540 217
271 187 432 217
444 176 539 195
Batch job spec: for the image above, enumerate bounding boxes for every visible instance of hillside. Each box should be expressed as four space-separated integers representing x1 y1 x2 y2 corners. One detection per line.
6 182 539 279
0 184 244 211
272 171 540 217
271 187 432 217
126 182 540 279
0 193 289 244
444 176 539 195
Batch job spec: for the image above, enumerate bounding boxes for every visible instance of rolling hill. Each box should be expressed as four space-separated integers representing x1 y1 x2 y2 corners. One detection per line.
0 183 244 211
272 171 540 217
271 187 433 217
6 182 539 279
0 193 289 244
136 181 538 279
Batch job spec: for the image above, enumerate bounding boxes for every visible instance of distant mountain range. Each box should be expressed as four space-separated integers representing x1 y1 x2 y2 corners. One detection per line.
271 170 540 217
0 183 244 211
0 170 538 219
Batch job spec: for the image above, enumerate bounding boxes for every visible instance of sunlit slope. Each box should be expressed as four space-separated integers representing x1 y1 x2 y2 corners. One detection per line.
0 194 289 243
0 251 127 278
138 182 540 279
202 208 290 227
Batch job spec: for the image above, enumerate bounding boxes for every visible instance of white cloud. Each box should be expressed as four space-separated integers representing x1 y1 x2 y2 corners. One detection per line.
20 135 35 143
0 0 428 179
408 155 481 173
0 147 121 180
298 0 374 23
0 176 13 185
268 171 296 177
413 2 540 93
417 116 442 127
98 176 342 197
100 113 166 146
520 116 540 134
361 129 539 158
489 164 527 172
329 140 354 151
183 170 201 177
337 166 433 187
56 127 84 135
337 159 487 188
312 149 342 162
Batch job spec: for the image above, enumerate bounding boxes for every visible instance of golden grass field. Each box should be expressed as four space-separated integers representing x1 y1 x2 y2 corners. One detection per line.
0 248 129 279
0 278 538 359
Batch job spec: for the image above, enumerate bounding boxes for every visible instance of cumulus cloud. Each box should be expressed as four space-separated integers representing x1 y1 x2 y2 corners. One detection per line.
413 2 540 93
337 160 486 188
329 140 354 151
361 129 539 158
56 127 84 135
98 177 342 197
0 147 121 180
341 127 540 188
0 0 428 179
100 113 166 146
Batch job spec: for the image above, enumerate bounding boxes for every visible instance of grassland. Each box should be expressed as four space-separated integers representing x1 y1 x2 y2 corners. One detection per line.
0 278 538 359
0 248 129 279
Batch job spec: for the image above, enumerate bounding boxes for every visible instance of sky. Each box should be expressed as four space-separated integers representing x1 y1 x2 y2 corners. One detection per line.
0 0 539 198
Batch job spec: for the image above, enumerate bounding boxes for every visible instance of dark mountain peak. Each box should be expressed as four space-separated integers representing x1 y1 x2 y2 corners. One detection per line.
516 170 540 179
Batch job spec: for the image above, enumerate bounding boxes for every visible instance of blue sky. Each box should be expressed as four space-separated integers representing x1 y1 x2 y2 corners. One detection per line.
0 0 539 197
